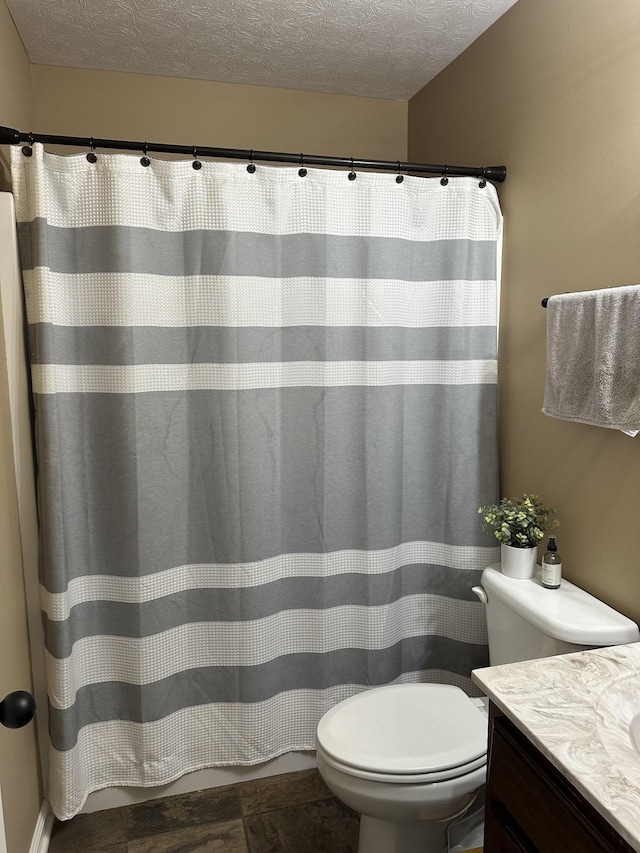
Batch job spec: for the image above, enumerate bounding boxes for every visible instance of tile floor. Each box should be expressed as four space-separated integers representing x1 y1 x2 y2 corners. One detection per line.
48 769 360 852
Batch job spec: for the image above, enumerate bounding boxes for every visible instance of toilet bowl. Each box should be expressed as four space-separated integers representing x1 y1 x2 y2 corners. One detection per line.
316 565 640 853
315 682 488 853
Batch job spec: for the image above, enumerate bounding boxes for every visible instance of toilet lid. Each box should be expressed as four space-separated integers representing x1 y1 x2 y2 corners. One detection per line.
317 684 487 776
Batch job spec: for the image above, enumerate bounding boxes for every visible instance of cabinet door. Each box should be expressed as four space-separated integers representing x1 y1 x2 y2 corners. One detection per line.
486 798 539 853
485 711 634 853
502 823 538 853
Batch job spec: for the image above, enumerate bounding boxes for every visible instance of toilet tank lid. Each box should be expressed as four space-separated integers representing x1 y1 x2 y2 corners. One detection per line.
481 566 640 646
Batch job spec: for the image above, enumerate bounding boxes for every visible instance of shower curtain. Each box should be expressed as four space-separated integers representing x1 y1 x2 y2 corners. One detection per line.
11 144 502 820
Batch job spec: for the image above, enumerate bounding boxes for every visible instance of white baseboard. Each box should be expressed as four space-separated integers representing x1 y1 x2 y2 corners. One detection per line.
29 801 53 853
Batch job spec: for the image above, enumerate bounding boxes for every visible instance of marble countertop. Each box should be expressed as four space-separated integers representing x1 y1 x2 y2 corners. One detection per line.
473 642 640 852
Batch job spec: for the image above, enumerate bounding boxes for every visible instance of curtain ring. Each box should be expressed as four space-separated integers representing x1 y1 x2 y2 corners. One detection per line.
440 165 449 186
395 161 404 184
192 146 202 170
86 138 97 163
247 149 256 173
348 157 357 181
298 153 307 178
479 167 487 188
140 142 150 167
22 132 34 157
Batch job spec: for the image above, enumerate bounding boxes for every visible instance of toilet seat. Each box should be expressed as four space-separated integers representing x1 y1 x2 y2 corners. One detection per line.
317 743 486 784
316 683 488 784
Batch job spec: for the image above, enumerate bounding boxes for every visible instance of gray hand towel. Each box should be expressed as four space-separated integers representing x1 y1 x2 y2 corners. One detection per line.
542 284 640 435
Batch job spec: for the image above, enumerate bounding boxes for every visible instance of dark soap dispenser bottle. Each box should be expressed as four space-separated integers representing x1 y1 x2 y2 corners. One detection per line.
541 535 562 589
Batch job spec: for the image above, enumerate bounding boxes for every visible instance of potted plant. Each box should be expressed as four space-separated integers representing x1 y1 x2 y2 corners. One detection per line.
477 494 558 579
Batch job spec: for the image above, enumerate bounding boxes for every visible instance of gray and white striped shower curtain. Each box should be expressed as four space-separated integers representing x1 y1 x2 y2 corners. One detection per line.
11 144 501 819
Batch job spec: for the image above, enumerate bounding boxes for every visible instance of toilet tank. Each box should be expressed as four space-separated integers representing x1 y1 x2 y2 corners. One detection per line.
475 565 640 666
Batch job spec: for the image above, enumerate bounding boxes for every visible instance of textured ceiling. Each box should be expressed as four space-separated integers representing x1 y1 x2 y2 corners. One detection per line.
7 0 518 100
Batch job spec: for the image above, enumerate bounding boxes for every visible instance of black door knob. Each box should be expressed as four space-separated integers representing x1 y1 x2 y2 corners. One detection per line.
0 690 36 728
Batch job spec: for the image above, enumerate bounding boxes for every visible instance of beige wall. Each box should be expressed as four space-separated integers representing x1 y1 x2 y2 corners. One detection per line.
409 0 640 623
0 3 43 851
0 0 33 188
31 65 407 161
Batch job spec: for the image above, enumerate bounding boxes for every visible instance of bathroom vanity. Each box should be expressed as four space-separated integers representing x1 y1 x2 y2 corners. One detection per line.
473 643 640 853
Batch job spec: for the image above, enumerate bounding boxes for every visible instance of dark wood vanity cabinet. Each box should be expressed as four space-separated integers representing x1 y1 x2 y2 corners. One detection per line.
484 704 636 853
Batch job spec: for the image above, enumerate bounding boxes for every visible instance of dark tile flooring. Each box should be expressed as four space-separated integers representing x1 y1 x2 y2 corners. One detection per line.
49 769 360 852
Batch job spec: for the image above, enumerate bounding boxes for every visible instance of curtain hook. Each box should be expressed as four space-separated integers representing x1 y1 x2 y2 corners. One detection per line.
348 158 357 181
298 153 307 178
440 165 449 186
395 161 404 184
140 142 150 167
192 146 202 170
86 138 97 163
22 132 34 157
479 167 487 188
247 150 256 174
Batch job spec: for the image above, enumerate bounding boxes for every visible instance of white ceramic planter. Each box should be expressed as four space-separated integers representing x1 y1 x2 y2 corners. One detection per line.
500 543 537 579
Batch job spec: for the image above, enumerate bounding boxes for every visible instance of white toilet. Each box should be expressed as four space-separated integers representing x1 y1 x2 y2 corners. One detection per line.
315 565 640 853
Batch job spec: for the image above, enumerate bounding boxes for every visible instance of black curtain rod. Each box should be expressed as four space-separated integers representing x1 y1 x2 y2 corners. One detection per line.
0 125 506 183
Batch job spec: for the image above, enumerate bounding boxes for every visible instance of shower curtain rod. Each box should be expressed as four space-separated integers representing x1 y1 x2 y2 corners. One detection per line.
0 125 507 182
